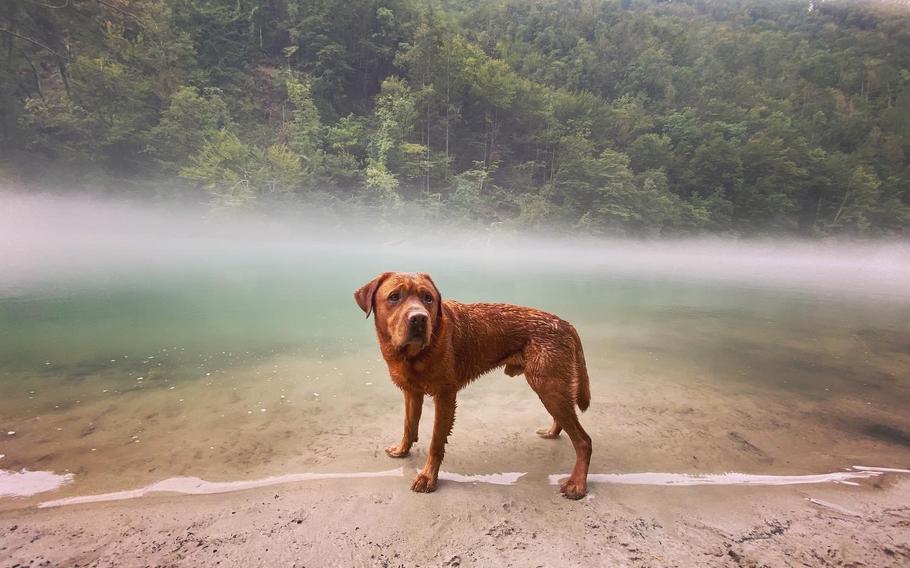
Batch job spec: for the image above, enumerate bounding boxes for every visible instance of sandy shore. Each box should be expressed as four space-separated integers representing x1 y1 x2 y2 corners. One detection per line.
2 468 909 567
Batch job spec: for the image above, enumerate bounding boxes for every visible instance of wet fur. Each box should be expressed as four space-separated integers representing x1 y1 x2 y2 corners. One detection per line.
355 272 592 499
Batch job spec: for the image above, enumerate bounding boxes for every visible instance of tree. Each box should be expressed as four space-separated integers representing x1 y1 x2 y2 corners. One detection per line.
285 75 324 187
826 165 882 231
147 86 232 173
180 130 305 209
363 76 416 204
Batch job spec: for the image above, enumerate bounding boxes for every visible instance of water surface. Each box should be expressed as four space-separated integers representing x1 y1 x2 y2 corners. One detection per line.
1 201 909 508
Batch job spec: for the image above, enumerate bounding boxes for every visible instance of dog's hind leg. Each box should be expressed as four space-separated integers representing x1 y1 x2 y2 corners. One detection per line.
525 368 591 500
536 419 562 439
540 393 591 499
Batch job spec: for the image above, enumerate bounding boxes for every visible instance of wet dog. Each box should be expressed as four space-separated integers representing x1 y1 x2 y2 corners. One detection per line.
355 272 592 499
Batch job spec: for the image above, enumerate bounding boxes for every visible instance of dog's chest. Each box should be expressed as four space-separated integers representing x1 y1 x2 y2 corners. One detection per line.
386 358 447 394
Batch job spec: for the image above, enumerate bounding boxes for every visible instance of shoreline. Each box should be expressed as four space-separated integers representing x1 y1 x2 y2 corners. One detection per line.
2 468 908 567
2 463 903 510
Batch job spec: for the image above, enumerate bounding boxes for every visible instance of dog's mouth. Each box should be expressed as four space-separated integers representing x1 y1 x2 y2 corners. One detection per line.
397 338 428 359
401 329 429 348
397 319 430 354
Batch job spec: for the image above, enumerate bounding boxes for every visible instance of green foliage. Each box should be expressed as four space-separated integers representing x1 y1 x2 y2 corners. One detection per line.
363 77 417 201
285 75 324 188
1 0 909 235
449 167 489 220
147 87 232 172
628 134 672 174
827 165 882 232
180 130 304 209
286 76 322 158
20 94 101 164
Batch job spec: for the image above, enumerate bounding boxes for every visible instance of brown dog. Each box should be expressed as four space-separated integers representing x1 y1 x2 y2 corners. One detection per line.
355 272 592 499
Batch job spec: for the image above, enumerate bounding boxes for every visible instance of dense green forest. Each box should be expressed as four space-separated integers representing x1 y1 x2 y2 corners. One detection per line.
1 0 909 235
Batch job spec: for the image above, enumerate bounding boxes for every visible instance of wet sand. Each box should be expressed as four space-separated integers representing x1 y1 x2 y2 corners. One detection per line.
3 337 910 506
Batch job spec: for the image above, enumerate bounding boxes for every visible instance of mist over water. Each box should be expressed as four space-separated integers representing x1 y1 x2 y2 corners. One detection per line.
3 190 909 299
1 189 909 506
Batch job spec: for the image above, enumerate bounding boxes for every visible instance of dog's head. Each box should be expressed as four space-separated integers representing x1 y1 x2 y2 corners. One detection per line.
354 272 442 356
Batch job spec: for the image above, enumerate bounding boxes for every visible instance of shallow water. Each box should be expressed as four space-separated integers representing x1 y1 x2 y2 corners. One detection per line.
1 223 910 508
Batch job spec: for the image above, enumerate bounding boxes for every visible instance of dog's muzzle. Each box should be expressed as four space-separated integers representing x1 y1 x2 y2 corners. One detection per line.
407 312 428 340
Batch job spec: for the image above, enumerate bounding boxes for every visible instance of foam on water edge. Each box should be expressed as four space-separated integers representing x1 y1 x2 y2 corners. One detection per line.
437 471 526 485
0 469 74 497
548 468 886 487
37 468 528 508
0 464 898 508
38 468 406 508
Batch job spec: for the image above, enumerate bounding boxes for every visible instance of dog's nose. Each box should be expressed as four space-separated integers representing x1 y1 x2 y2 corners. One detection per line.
409 313 428 326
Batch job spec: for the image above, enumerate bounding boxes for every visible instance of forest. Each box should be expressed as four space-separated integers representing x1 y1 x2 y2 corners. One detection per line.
1 0 909 236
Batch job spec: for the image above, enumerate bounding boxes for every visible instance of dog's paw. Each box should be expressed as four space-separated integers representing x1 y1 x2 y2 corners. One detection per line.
410 472 438 493
535 427 560 439
559 477 587 500
384 444 410 458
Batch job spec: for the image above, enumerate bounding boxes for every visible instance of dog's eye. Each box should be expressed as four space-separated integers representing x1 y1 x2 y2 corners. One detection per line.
423 294 434 305
388 292 401 303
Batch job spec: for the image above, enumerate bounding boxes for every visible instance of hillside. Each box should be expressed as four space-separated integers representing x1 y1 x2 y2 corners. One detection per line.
1 0 908 235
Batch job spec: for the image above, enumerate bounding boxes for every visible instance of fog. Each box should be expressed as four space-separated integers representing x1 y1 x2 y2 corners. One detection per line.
2 189 908 301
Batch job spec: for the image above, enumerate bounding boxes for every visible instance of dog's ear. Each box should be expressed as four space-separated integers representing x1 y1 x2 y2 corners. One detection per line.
354 272 393 318
420 273 443 320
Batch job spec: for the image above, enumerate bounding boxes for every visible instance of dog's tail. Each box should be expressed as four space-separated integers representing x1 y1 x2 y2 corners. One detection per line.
568 324 591 412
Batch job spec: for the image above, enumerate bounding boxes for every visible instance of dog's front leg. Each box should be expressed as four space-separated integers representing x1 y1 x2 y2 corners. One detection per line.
411 390 456 493
386 390 423 457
